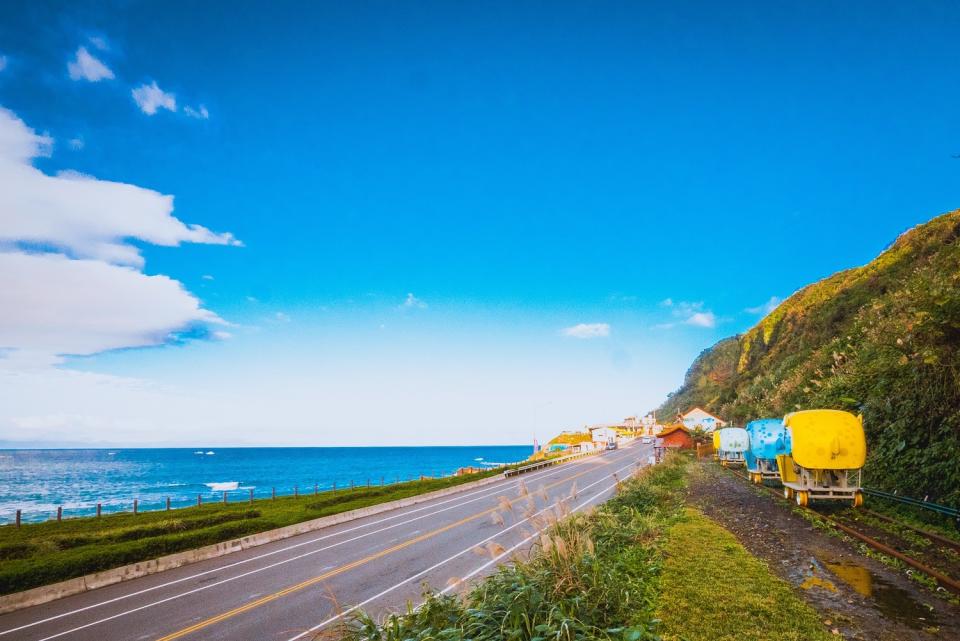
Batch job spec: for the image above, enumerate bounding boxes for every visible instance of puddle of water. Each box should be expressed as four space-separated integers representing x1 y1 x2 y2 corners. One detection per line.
800 576 837 592
817 555 938 629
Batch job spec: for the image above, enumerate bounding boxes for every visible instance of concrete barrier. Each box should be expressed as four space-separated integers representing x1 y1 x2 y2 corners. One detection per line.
0 474 504 615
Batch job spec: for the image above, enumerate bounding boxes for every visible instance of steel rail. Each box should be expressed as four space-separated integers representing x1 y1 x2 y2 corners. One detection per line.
860 509 960 553
726 468 960 595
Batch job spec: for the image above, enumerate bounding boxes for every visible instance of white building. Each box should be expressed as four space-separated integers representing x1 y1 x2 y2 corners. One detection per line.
680 407 727 432
589 426 618 444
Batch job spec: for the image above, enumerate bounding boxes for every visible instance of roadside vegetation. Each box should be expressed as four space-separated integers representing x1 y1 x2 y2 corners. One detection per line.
343 454 831 641
0 470 503 596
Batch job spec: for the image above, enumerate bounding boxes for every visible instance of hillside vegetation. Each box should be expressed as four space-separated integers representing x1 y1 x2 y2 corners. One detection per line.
659 209 960 503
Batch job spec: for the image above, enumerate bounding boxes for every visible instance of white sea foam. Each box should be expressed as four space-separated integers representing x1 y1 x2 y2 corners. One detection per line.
205 481 239 492
205 451 215 455
193 451 205 454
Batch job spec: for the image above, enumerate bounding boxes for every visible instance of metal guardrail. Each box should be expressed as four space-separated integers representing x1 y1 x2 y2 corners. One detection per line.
863 488 959 521
503 448 603 477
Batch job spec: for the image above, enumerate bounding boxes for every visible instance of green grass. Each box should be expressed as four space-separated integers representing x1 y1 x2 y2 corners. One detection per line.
861 497 960 544
0 470 503 596
656 508 834 641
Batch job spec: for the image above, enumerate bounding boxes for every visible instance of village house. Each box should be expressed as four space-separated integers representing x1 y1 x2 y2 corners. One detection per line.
640 413 660 435
656 424 695 450
679 407 726 432
589 426 618 445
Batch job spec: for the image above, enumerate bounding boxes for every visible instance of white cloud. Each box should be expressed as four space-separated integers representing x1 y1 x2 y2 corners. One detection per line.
67 46 114 82
561 323 611 339
184 104 209 120
684 311 716 328
132 81 177 115
88 36 109 51
246 296 259 303
202 274 214 280
0 107 238 367
0 252 222 364
0 56 7 73
658 300 717 329
400 293 427 309
274 312 291 322
0 108 240 267
746 296 782 315
68 137 84 150
212 330 232 340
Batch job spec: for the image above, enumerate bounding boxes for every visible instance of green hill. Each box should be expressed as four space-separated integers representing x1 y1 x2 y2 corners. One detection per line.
659 209 960 503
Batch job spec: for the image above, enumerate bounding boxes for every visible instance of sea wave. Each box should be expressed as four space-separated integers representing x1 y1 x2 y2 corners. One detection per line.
205 481 239 492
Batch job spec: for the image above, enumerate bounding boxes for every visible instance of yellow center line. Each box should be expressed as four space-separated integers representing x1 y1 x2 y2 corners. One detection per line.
155 457 614 641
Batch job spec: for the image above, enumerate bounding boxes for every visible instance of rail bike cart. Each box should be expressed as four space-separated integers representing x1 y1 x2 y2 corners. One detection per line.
715 427 748 467
744 418 790 484
776 409 866 507
712 430 721 460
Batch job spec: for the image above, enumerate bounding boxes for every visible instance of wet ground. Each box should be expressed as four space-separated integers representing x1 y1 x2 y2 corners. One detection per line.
688 462 960 640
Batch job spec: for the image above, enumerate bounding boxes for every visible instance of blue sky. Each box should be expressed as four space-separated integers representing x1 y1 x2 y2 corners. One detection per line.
0 2 958 446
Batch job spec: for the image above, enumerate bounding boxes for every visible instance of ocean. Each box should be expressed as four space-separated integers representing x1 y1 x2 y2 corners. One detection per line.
0 445 532 524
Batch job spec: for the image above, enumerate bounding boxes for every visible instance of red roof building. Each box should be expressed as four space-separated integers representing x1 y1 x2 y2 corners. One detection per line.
656 424 695 450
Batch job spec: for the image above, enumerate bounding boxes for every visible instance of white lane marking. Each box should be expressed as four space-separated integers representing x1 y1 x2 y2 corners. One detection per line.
441 475 629 590
0 457 582 638
6 449 636 641
284 455 644 641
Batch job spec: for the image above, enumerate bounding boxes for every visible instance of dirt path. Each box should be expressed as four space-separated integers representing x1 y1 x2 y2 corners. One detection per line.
687 462 959 641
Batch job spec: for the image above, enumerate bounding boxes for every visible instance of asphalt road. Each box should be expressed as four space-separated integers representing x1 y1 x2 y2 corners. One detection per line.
0 441 654 641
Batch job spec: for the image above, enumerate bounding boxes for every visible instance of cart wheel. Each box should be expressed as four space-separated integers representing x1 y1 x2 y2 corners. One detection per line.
783 487 793 500
795 491 809 507
853 491 864 508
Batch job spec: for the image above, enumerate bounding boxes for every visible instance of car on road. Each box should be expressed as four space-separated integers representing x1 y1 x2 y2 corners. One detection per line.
605 441 618 450
641 436 653 444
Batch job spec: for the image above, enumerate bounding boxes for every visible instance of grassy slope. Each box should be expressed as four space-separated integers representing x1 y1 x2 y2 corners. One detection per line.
344 454 833 641
659 209 960 504
0 470 502 596
657 508 832 641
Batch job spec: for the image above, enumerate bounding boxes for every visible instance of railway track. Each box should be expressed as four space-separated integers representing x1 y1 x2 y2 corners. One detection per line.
860 508 960 553
724 465 960 596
